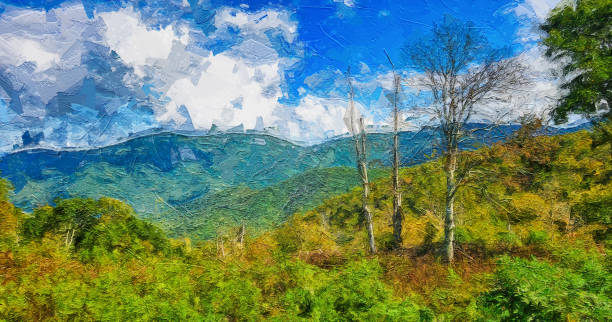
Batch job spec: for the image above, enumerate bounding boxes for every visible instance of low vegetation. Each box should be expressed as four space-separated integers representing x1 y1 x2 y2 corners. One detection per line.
1 126 610 320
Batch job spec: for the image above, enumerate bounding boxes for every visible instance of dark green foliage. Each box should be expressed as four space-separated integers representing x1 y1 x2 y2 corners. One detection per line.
79 199 170 257
209 277 262 321
313 260 427 321
525 230 550 247
377 231 396 251
480 254 612 321
541 0 612 122
572 193 612 226
21 198 100 244
21 197 169 255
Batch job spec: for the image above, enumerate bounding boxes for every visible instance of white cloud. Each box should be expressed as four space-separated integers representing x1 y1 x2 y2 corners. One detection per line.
214 7 297 43
161 52 281 130
509 0 561 21
0 3 96 107
0 36 60 72
0 2 382 148
99 8 187 77
0 3 99 70
505 0 562 43
501 0 573 124
294 95 349 139
151 6 334 140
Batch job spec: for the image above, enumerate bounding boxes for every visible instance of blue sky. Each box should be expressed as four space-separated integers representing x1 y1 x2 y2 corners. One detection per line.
0 0 560 151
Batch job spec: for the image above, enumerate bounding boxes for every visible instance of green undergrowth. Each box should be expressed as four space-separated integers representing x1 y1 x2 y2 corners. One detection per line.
1 127 610 320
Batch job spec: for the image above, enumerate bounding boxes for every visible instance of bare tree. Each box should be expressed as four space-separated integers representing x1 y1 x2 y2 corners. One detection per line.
404 17 527 263
385 50 403 249
344 69 377 254
237 222 245 247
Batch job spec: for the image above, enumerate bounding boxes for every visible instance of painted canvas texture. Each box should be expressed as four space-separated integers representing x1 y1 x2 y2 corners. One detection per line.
0 0 610 320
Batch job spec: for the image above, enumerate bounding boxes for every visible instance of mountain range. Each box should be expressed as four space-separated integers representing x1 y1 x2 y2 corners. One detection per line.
0 124 588 238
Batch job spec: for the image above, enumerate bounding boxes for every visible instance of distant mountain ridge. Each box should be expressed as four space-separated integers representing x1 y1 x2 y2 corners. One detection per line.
0 123 589 221
0 130 409 213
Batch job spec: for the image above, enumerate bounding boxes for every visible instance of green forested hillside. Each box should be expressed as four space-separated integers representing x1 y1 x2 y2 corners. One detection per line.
0 127 610 320
0 125 543 215
0 133 325 213
296 129 611 252
150 167 388 240
0 131 412 214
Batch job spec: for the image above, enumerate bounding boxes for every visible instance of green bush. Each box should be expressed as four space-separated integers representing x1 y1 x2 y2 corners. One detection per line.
313 260 430 321
479 255 612 320
455 226 486 248
525 230 549 247
495 231 522 250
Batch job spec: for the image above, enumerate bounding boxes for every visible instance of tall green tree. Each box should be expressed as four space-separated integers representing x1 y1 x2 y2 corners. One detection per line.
541 0 611 123
21 198 100 247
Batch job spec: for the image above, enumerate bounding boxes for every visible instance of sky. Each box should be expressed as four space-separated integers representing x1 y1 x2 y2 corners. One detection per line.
0 0 563 152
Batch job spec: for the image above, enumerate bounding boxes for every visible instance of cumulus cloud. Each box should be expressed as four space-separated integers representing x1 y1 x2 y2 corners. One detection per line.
0 4 96 102
503 0 571 124
0 1 364 151
161 52 282 130
140 5 358 142
153 6 301 134
0 3 166 150
99 8 188 77
94 4 310 138
2 0 568 152
0 37 60 72
294 95 352 140
504 0 561 43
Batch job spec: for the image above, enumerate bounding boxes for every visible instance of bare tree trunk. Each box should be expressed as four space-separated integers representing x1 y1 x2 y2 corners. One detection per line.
217 237 225 257
69 228 75 247
346 70 376 254
392 108 402 248
64 223 74 247
64 223 70 247
360 158 377 254
238 222 245 247
444 150 457 263
385 53 403 249
220 238 225 257
404 19 528 264
355 119 377 254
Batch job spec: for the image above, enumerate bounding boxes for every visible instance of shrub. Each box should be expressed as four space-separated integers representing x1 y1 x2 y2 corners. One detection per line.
313 260 430 321
479 255 612 320
525 230 549 247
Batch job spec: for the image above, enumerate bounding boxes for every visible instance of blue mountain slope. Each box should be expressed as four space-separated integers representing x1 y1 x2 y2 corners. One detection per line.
0 124 588 217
